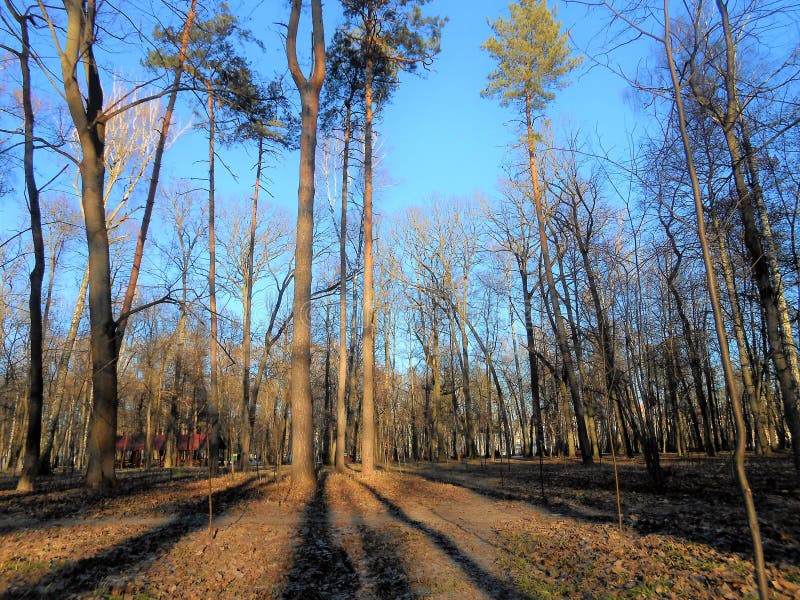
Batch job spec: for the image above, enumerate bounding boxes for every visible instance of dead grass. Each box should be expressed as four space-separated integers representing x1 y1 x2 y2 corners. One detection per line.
0 454 797 598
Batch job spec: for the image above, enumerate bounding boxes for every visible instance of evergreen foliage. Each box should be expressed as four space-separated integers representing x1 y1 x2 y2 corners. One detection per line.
482 0 581 113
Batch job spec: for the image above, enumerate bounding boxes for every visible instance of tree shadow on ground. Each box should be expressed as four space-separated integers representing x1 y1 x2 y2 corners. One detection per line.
408 461 618 525
0 472 84 492
0 469 206 536
352 521 413 599
358 480 534 600
337 475 413 599
280 472 360 599
405 459 800 565
0 477 259 599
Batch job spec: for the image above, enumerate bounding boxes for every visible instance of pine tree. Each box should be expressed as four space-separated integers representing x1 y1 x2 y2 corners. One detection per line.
482 0 594 463
341 0 445 473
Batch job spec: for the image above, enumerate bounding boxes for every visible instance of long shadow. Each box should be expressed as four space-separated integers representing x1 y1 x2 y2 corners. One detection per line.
406 462 800 565
0 477 260 599
358 480 534 600
0 472 85 492
408 463 618 527
338 477 413 599
0 469 205 536
281 472 360 599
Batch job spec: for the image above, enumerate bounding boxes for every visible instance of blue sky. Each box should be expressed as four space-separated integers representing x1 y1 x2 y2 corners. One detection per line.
1 0 640 260
197 0 638 220
367 0 634 213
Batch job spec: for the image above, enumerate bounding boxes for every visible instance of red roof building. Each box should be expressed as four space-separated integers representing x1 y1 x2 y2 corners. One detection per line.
115 433 225 467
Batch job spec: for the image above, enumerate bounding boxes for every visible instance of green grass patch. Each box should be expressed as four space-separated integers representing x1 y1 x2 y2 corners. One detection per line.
0 557 48 574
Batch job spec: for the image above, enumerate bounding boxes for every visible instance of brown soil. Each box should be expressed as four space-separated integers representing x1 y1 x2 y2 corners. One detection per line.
0 454 798 599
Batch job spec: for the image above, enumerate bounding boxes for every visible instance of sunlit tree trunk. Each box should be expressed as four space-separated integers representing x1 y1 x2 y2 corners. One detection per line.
664 2 767 593
239 138 264 472
286 0 325 485
42 269 87 467
714 216 769 453
47 0 118 490
335 101 353 472
525 94 592 463
205 82 222 475
361 54 377 474
115 0 197 346
685 0 800 473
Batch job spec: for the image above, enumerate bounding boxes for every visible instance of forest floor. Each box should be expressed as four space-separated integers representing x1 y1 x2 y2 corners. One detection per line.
0 454 799 599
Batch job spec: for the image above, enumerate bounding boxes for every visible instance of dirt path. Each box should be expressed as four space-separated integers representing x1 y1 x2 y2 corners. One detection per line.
1 462 798 598
308 470 547 599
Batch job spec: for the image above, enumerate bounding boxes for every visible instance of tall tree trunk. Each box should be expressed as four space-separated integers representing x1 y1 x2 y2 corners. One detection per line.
740 124 800 463
206 83 221 476
41 266 89 472
456 308 477 458
115 0 197 345
717 224 769 453
521 272 545 456
346 220 365 461
335 101 353 472
80 122 117 490
12 4 44 491
525 94 592 463
664 4 768 593
286 0 325 486
52 0 118 490
361 55 377 474
685 0 800 474
239 138 264 472
323 306 334 465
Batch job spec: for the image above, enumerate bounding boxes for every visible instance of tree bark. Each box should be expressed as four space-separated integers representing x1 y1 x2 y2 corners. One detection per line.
51 0 118 490
286 0 325 486
335 101 353 472
715 221 769 453
11 4 45 491
361 54 377 474
206 82 221 476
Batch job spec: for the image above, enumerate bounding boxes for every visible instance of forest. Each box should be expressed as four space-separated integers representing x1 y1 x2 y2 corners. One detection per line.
1 0 799 598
